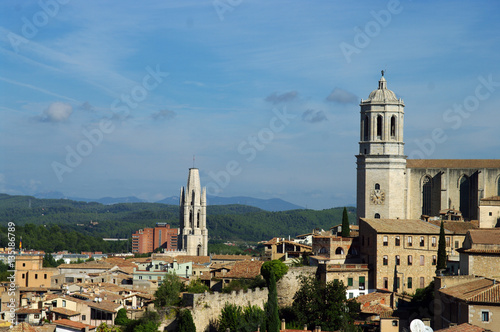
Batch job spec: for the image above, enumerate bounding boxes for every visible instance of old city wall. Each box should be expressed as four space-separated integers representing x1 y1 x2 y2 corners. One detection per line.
276 266 316 307
184 288 268 332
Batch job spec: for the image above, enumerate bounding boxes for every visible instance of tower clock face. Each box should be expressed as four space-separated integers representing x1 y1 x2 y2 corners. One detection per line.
370 189 385 205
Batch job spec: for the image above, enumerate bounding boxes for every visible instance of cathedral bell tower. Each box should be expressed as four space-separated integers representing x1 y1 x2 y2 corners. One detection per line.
179 168 208 256
356 72 406 220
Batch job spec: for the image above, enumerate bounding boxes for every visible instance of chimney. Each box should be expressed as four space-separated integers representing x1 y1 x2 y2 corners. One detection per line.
281 319 286 331
303 324 308 331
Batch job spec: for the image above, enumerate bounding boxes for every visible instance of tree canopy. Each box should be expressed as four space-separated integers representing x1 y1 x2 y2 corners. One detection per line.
261 260 289 284
154 273 183 308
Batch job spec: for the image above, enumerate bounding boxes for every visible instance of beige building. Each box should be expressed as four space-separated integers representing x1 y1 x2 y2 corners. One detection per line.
262 237 311 261
458 229 500 279
317 263 369 298
479 196 500 228
356 74 500 222
179 168 208 256
434 276 500 332
359 218 456 293
15 255 57 288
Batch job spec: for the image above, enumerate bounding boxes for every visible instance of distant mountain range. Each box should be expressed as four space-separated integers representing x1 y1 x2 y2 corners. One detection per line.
33 191 304 212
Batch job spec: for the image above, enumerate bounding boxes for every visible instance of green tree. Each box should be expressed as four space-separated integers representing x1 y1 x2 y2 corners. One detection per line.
261 260 289 284
266 272 280 332
436 221 447 271
114 308 130 326
218 303 243 332
186 279 210 293
154 273 183 307
178 309 196 332
341 207 350 237
96 323 120 332
292 276 360 331
43 253 58 267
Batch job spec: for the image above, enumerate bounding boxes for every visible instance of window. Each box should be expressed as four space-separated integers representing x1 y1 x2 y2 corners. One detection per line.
349 293 354 299
420 255 425 266
139 276 142 280
383 236 388 246
359 276 365 290
335 247 344 255
395 255 400 266
348 278 353 286
384 277 388 289
422 176 432 216
82 315 86 321
383 256 388 265
408 236 412 246
395 236 400 246
390 116 396 137
376 115 383 139
482 311 490 322
375 213 381 219
34 314 39 319
408 255 413 265
35 274 38 279
364 116 369 141
22 273 25 279
455 241 459 249
62 300 66 308
420 277 425 288
489 212 493 216
446 237 450 247
392 320 398 327
432 255 437 265
420 237 425 247
432 237 436 247
408 277 413 289
375 183 380 190
44 274 47 279
23 263 25 267
396 277 400 289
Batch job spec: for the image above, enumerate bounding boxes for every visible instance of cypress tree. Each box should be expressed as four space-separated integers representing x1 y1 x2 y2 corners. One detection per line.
266 272 280 332
341 207 350 237
436 221 447 272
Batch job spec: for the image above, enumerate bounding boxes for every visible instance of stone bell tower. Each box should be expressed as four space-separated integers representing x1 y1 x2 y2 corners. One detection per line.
179 168 208 256
356 72 407 220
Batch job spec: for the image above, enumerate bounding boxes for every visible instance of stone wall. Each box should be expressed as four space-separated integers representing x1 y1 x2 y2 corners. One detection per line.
276 266 316 307
184 288 268 332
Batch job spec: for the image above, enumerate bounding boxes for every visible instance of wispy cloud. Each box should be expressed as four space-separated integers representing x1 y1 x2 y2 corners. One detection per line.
265 91 298 104
302 109 328 123
326 88 358 104
37 102 73 123
151 109 176 121
0 76 79 102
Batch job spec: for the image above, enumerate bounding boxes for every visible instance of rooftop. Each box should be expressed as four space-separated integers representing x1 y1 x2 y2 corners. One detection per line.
468 229 500 245
407 159 500 169
224 260 264 279
427 220 478 235
440 278 500 303
361 218 452 235
434 323 485 332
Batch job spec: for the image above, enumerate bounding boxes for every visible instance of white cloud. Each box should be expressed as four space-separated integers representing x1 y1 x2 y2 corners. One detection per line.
39 102 73 123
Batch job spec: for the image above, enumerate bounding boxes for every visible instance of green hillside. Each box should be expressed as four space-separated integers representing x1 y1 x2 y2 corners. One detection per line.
0 194 356 253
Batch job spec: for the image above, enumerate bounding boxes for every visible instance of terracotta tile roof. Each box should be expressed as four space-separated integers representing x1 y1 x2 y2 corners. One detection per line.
427 220 478 235
53 319 96 330
211 254 253 261
360 303 393 315
9 323 40 332
406 159 500 169
58 262 115 270
468 229 500 245
361 218 452 235
435 323 485 332
51 307 80 316
224 260 264 279
440 278 500 303
15 308 42 314
174 256 211 264
356 292 391 305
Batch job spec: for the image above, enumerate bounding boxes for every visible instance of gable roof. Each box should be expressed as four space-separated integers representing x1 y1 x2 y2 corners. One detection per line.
440 278 500 303
361 219 452 235
468 229 500 245
407 159 500 169
427 220 478 235
435 323 485 332
224 260 264 279
53 319 96 331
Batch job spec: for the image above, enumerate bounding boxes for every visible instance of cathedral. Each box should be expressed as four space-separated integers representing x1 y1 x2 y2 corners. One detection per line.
179 168 208 256
356 73 500 222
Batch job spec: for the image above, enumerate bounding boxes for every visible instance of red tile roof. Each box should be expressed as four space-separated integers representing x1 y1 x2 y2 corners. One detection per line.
50 307 80 317
53 319 96 330
427 220 478 235
224 260 264 279
435 323 485 332
440 278 500 303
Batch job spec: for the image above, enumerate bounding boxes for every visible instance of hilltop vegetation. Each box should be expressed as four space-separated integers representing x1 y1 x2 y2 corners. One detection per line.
0 194 355 253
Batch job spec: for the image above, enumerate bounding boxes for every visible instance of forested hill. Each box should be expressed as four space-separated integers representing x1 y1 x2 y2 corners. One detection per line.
0 194 356 249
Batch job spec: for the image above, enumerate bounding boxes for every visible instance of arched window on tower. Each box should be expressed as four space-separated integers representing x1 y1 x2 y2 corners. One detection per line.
197 244 202 256
376 115 383 139
335 247 344 255
374 213 380 219
197 212 200 228
460 175 470 220
422 176 432 216
364 116 370 141
375 183 380 190
390 116 396 138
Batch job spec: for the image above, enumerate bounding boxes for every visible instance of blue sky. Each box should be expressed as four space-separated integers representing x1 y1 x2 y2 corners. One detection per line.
1 0 499 210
